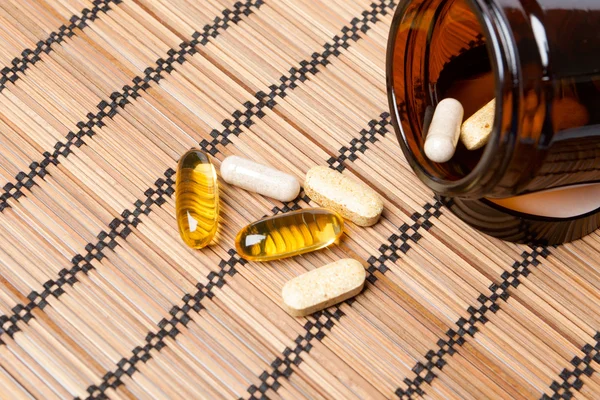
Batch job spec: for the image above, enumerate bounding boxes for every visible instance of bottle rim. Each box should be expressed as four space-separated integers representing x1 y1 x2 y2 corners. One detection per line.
386 0 521 198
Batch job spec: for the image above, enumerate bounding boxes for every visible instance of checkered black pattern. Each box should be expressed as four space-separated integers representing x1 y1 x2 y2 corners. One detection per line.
83 250 246 400
245 308 344 400
395 245 551 399
270 191 311 215
0 0 579 398
0 0 122 212
367 201 442 283
241 199 444 399
0 0 264 212
198 0 397 157
2 0 403 394
81 185 334 398
0 171 174 341
328 112 392 172
441 33 486 70
542 333 600 400
0 1 120 92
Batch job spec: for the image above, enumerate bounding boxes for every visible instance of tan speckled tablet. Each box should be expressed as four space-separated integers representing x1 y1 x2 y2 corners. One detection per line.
281 259 366 317
304 166 383 226
460 98 495 150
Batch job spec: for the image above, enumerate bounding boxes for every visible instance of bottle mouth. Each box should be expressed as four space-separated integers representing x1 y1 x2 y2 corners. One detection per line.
387 0 516 198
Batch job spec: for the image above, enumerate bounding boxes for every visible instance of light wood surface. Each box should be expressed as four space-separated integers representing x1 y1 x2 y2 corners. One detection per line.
0 0 597 399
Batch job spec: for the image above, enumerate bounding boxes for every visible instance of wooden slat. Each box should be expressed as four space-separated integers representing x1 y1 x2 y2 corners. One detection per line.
0 0 597 399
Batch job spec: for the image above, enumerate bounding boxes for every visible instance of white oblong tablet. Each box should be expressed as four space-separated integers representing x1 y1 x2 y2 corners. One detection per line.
424 98 464 163
220 156 300 202
304 166 383 227
281 259 366 317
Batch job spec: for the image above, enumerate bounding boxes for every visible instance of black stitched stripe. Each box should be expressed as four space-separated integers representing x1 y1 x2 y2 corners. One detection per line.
393 245 552 399
197 0 397 157
244 212 552 400
0 0 390 341
85 1 399 387
242 200 443 400
83 249 246 400
306 116 559 399
246 307 344 398
541 333 600 400
0 0 120 208
72 1 398 392
81 192 311 400
0 169 175 342
0 0 264 212
0 0 120 93
76 181 439 400
246 104 557 399
3 0 396 393
0 0 579 399
327 112 391 172
0 0 263 343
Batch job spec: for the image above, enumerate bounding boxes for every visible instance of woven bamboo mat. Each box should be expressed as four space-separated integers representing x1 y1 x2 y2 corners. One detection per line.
0 0 599 399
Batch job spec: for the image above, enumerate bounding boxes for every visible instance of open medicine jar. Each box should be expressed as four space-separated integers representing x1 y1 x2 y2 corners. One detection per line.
387 0 600 244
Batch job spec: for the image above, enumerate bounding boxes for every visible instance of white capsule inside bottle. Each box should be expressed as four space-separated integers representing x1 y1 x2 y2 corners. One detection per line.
423 98 464 163
220 156 301 202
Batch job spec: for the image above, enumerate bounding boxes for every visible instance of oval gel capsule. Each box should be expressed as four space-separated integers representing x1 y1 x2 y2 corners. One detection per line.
176 149 219 249
235 208 343 261
220 156 300 202
424 98 464 163
282 259 366 317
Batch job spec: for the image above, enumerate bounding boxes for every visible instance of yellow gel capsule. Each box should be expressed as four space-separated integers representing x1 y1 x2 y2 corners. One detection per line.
235 208 343 261
176 149 219 249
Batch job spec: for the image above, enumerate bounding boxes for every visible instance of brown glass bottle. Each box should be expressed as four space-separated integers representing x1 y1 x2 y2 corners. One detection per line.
387 0 600 244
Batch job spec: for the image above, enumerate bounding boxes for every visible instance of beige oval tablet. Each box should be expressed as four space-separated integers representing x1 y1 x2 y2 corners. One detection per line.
304 166 383 226
281 259 366 317
460 98 495 150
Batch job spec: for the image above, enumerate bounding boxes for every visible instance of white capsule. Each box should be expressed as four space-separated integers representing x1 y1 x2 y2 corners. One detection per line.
220 156 300 202
424 98 464 163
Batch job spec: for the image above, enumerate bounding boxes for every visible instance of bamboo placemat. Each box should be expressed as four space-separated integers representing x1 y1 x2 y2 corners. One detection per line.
0 0 599 399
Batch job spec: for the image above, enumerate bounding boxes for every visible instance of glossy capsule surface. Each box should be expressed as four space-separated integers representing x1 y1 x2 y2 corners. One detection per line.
235 208 343 261
176 149 219 249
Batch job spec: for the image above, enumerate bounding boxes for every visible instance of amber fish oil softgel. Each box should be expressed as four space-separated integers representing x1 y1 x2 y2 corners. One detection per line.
235 208 344 261
176 149 219 249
